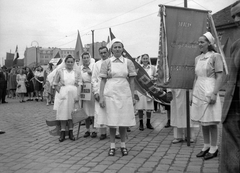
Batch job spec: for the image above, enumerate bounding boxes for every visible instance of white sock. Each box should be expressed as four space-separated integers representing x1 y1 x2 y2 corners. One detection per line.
209 146 218 153
121 142 126 148
110 143 115 149
202 144 210 151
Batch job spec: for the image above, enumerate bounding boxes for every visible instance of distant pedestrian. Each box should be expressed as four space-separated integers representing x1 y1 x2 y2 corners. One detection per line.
25 67 35 101
16 68 27 103
0 66 8 104
34 66 44 101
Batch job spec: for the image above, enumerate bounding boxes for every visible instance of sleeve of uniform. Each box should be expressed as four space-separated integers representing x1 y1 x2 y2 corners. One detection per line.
127 59 137 77
214 53 223 72
92 63 99 94
99 59 109 78
53 69 61 86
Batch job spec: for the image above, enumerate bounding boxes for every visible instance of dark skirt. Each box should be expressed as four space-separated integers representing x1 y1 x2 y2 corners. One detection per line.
35 77 44 91
26 81 34 93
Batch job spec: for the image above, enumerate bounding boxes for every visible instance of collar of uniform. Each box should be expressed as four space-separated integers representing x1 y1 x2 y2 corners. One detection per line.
142 64 150 69
111 56 124 63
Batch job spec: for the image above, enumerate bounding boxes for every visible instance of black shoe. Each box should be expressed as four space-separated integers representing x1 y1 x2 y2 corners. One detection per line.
196 148 210 157
139 120 144 131
127 127 131 132
91 132 97 138
69 130 75 141
120 147 128 156
203 149 218 160
2 101 8 104
108 148 116 156
146 123 154 129
165 120 171 128
59 131 65 142
99 134 107 140
84 131 90 138
35 98 38 102
115 134 120 139
0 130 5 134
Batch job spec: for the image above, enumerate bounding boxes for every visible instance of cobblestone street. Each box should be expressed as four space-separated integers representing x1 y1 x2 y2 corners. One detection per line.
0 99 220 173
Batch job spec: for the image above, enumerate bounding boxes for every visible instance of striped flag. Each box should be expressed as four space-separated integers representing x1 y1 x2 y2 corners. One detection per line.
13 45 19 65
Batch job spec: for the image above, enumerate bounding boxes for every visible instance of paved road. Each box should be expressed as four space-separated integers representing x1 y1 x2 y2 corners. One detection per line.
0 99 220 173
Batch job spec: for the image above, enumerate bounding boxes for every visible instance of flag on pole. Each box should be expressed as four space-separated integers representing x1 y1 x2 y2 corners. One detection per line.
106 36 111 50
13 45 19 65
74 30 84 66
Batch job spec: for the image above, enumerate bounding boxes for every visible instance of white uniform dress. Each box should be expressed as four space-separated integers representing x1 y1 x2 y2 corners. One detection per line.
92 59 106 128
135 65 155 110
53 68 81 120
16 74 27 93
191 51 223 125
98 56 137 127
81 63 95 117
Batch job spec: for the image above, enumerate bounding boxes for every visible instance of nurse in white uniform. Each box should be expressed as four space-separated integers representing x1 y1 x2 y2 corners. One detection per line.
99 39 137 156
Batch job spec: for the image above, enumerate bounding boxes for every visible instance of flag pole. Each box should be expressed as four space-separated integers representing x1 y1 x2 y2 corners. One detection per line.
184 0 191 147
91 30 95 59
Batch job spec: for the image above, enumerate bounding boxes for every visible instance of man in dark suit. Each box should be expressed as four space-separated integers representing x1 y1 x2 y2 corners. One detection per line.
0 66 8 104
220 1 240 173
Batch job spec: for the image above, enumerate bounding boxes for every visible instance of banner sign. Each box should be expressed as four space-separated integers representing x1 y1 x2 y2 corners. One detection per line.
156 5 209 89
80 83 92 100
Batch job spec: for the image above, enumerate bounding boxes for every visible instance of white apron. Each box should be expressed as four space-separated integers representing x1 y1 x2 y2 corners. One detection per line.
54 70 78 120
191 56 222 125
97 59 136 127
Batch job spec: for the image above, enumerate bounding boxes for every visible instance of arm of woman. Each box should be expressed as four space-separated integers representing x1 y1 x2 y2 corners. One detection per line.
53 70 61 93
99 78 107 108
129 76 136 105
209 72 223 104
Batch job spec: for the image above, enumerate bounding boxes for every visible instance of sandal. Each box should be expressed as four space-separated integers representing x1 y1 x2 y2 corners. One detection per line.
108 148 115 156
121 147 128 156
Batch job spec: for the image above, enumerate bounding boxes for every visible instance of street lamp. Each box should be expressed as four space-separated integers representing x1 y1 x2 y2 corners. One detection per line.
31 41 39 66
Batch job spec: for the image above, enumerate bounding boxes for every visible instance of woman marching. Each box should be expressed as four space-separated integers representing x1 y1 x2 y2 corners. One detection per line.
34 66 44 101
99 38 136 156
80 52 96 138
53 55 82 142
135 54 156 131
191 32 223 160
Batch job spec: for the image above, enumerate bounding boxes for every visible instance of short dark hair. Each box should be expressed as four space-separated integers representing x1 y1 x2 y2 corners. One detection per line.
64 55 75 62
81 52 90 58
98 46 108 52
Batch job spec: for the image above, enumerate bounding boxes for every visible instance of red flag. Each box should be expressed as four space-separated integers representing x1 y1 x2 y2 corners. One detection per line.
74 30 84 65
13 45 19 65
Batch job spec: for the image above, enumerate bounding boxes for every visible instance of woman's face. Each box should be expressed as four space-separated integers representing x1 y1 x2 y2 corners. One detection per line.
142 55 149 66
198 36 209 53
26 68 29 72
65 57 75 69
112 42 123 58
82 54 90 65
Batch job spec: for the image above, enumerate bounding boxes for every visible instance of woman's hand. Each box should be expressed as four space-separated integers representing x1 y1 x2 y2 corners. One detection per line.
134 94 139 101
87 71 92 76
94 93 100 102
99 97 105 108
209 93 217 104
55 86 61 93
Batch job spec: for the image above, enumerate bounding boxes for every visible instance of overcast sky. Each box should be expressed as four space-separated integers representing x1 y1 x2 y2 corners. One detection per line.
0 0 236 65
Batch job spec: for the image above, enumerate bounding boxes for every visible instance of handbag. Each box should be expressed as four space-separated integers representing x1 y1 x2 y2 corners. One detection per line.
71 108 88 124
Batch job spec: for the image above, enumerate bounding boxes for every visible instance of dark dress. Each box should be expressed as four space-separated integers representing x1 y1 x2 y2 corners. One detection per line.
220 39 240 173
26 72 34 93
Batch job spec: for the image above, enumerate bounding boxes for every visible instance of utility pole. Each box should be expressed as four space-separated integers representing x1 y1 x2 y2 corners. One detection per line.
91 30 94 59
184 0 191 147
